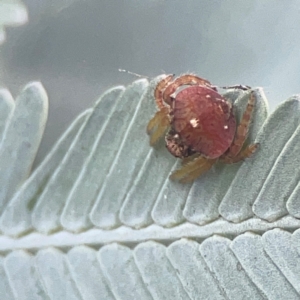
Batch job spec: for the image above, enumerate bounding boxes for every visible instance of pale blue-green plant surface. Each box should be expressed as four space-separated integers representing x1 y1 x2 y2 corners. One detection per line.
1 75 300 299
2 2 300 300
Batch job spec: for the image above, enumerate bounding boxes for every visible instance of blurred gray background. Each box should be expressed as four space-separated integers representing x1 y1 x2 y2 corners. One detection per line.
1 0 300 167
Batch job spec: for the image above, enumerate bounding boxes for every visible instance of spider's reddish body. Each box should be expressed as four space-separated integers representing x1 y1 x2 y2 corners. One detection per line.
147 74 258 182
172 86 236 159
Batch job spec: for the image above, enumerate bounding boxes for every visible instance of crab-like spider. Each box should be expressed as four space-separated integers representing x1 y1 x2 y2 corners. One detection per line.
147 74 258 183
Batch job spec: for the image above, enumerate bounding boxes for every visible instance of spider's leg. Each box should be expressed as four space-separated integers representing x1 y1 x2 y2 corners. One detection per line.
147 107 168 133
221 143 259 164
222 90 256 161
179 161 215 183
170 156 216 183
220 84 251 91
163 75 212 105
181 153 200 165
155 75 174 109
147 107 170 145
147 75 174 146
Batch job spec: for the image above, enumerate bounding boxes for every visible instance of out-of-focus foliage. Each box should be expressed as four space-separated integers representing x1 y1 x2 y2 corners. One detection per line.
0 0 27 44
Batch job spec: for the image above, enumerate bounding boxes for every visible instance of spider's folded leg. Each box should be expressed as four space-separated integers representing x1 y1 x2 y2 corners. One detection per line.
221 143 259 164
221 90 258 164
181 153 200 165
170 156 216 183
147 107 170 145
224 91 256 159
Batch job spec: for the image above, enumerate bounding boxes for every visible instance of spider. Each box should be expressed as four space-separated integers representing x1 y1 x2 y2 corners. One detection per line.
146 74 258 183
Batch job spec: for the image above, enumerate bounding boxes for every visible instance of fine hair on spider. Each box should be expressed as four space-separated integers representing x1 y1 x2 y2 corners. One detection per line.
118 68 151 79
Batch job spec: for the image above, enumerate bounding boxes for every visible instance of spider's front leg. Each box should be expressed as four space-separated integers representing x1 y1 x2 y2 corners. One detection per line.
221 90 259 164
147 107 170 145
170 156 217 183
147 75 174 145
219 84 251 91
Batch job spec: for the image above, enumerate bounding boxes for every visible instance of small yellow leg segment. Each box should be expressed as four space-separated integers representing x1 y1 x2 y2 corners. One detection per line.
170 156 217 183
181 153 200 165
146 107 168 133
147 107 170 145
147 75 174 146
224 91 256 159
221 143 259 164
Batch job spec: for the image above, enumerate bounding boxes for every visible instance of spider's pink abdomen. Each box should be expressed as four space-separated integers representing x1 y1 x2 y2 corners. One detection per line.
173 86 236 159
